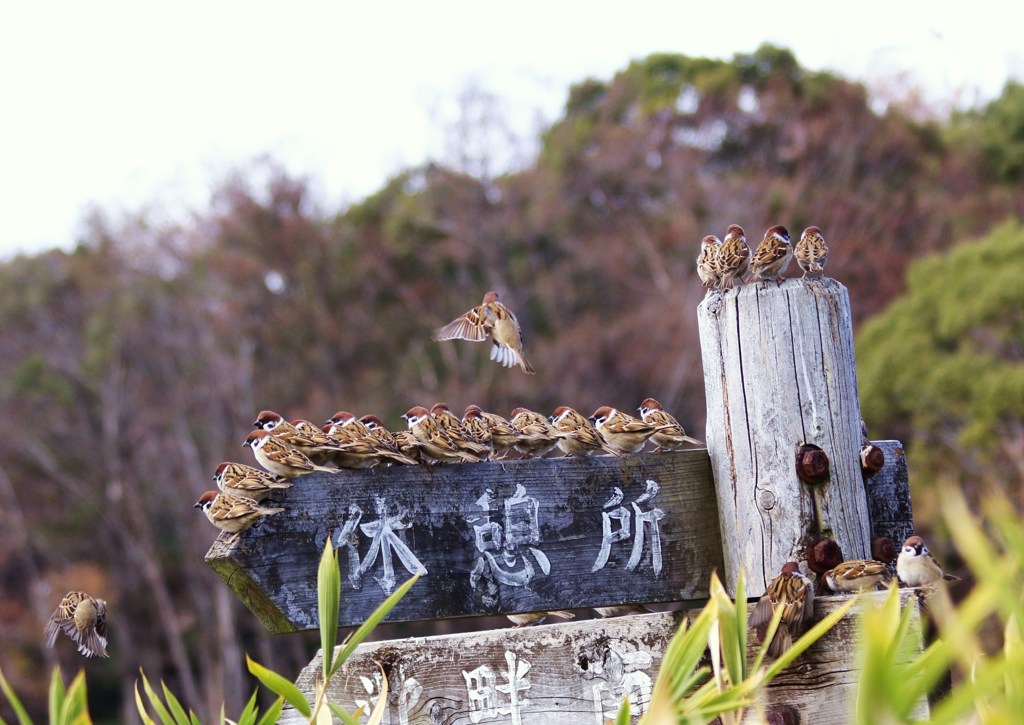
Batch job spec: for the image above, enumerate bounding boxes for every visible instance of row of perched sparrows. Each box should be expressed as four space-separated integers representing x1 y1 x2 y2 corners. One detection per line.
698 224 829 290
193 399 703 540
753 535 951 657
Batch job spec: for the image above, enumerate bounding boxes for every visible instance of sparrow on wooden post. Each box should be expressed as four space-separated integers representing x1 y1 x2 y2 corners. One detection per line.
822 559 891 593
253 410 341 465
44 591 109 658
509 407 564 458
213 461 293 501
194 490 284 542
434 291 536 374
550 406 619 457
896 536 947 587
716 224 750 290
750 562 814 658
243 430 337 478
637 398 701 451
589 406 659 455
795 226 829 278
402 406 487 463
697 235 722 289
465 405 522 459
431 403 492 459
750 225 793 282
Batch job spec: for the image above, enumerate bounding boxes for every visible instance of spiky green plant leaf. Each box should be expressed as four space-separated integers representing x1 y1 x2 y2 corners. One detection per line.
0 666 34 725
327 703 363 725
318 536 341 682
252 697 285 725
246 656 311 718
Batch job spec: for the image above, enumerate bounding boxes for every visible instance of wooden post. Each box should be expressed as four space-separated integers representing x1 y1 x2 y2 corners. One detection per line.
697 278 873 596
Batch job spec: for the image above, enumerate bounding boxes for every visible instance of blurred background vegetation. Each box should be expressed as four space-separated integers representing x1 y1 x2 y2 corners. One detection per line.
1 44 1022 722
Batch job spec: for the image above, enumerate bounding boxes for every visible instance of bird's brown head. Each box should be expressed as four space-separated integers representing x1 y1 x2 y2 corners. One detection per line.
638 398 662 414
253 410 285 430
724 224 745 241
902 535 925 556
359 415 385 429
213 462 230 480
509 407 529 419
802 225 822 239
550 406 574 423
482 291 500 304
402 406 431 426
701 235 721 248
780 561 801 576
765 225 791 243
463 404 483 418
194 491 218 510
326 411 355 426
430 403 451 415
243 430 268 448
589 406 614 425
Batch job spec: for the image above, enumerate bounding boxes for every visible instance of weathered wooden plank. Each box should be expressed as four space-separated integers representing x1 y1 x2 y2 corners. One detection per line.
204 451 722 632
864 440 915 549
697 278 873 596
281 590 927 724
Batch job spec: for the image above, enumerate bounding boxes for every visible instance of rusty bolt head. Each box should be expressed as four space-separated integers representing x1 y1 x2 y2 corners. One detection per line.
807 537 844 576
860 444 885 477
872 536 896 564
766 705 800 725
796 444 830 484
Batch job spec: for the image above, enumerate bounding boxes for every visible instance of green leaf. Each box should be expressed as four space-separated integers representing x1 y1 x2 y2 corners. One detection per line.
318 536 341 681
49 668 66 725
0 666 34 725
237 690 259 725
253 697 285 725
330 569 422 680
63 670 91 725
160 681 192 725
327 703 363 725
765 594 858 681
133 681 159 725
139 671 177 725
614 696 630 725
246 656 311 718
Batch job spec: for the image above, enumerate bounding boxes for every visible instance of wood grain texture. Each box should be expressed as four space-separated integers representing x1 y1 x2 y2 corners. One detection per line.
697 277 873 596
864 440 915 548
281 590 927 724
204 451 721 632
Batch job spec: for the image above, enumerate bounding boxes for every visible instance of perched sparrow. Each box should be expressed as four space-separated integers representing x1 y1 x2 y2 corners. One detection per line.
593 605 651 617
244 430 337 478
194 490 284 542
896 536 945 587
434 291 536 374
510 407 564 458
822 559 890 593
795 226 829 278
550 406 618 457
465 405 522 459
431 403 492 459
590 406 659 455
44 591 109 658
637 398 701 451
358 415 419 464
392 429 426 463
506 610 575 627
325 411 373 442
213 461 293 501
716 224 750 289
750 562 814 658
323 414 419 466
697 235 722 289
402 406 487 463
750 225 793 282
460 405 493 444
253 410 341 464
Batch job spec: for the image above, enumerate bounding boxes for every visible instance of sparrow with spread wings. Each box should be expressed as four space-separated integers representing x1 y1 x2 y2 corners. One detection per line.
434 291 536 374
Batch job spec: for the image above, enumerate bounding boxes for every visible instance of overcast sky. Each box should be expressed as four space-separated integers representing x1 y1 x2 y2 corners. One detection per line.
2 1 1022 258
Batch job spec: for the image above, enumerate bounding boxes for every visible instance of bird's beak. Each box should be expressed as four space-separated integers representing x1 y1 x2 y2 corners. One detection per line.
588 416 596 423
252 420 261 428
193 501 202 509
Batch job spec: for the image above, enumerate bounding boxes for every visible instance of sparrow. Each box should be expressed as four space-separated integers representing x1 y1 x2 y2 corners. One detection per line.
253 410 341 465
194 490 284 542
795 226 829 278
434 291 536 374
243 430 338 478
593 606 652 617
431 403 492 459
392 429 427 464
460 404 494 446
358 415 420 464
466 406 523 459
750 225 793 282
822 559 891 593
213 461 293 501
749 562 814 658
506 610 575 627
716 224 750 289
590 406 659 455
550 406 619 457
637 398 701 451
402 406 487 463
697 235 722 289
324 414 420 466
510 407 564 458
896 535 946 587
324 411 373 442
44 591 109 658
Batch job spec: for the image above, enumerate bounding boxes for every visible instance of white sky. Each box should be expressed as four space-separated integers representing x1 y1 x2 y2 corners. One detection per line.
1 1 1022 258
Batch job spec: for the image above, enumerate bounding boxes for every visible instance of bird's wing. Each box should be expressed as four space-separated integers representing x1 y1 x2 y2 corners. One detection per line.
434 305 489 342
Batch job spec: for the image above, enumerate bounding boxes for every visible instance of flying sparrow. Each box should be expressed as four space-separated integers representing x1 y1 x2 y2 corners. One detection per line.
244 430 337 478
431 403 492 459
795 226 829 278
550 406 619 457
194 490 284 542
590 406 659 455
213 461 293 501
637 398 701 451
750 225 793 282
822 559 891 593
434 290 536 374
402 406 487 463
749 562 814 658
716 224 750 289
896 535 946 587
44 591 109 658
506 610 575 627
510 407 564 458
697 235 722 289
